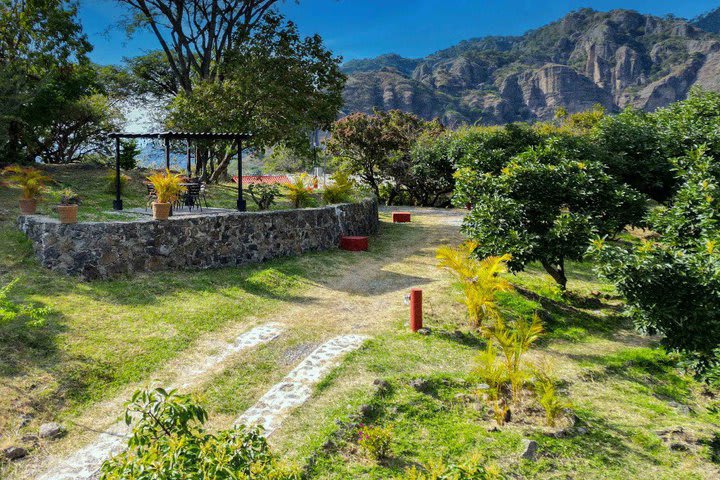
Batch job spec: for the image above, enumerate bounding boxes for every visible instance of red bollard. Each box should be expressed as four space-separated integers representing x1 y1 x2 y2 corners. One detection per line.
410 288 423 332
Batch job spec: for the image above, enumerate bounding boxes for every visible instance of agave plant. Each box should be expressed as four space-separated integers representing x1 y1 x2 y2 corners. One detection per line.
436 243 513 328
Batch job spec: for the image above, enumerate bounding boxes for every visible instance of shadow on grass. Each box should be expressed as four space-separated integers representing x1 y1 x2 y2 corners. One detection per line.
566 347 693 403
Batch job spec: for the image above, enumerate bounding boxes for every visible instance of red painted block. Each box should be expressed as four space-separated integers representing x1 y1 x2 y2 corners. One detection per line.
340 236 369 251
392 212 412 223
410 288 423 332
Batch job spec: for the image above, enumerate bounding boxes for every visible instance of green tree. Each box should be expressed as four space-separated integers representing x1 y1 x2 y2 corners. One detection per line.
167 12 344 182
460 137 646 290
118 139 141 170
593 108 673 201
100 388 298 479
0 0 94 163
591 147 720 377
390 131 455 206
327 109 439 203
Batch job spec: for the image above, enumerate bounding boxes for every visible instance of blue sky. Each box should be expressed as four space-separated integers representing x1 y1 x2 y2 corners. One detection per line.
79 0 717 65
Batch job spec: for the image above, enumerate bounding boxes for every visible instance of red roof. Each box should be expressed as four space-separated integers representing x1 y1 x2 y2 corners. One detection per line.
232 175 291 185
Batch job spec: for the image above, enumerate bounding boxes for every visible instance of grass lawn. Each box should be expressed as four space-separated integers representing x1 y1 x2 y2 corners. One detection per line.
1 165 719 479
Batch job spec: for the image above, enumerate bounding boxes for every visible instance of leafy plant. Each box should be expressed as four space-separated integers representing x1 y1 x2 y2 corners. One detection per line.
2 165 51 199
357 424 393 461
0 278 50 328
400 453 505 479
105 170 130 195
283 173 315 208
147 170 184 204
248 183 280 210
436 243 513 328
322 171 355 204
58 189 80 206
100 388 298 480
533 370 571 427
472 314 544 423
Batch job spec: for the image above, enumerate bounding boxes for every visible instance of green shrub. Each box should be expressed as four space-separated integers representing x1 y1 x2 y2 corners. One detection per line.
248 183 280 210
119 139 141 170
104 170 130 195
322 171 355 204
283 174 316 208
399 453 504 479
100 388 298 480
357 424 393 461
591 146 720 375
533 370 572 427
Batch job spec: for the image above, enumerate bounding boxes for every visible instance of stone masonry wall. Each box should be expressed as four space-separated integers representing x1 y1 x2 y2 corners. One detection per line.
17 199 379 280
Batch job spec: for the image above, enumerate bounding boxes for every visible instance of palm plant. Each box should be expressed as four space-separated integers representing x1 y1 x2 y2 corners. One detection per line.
284 173 315 208
481 314 544 402
2 165 51 199
436 243 513 328
147 170 184 204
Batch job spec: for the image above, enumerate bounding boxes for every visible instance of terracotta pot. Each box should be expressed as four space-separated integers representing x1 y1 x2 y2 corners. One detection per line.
152 202 172 220
57 204 78 224
19 198 37 215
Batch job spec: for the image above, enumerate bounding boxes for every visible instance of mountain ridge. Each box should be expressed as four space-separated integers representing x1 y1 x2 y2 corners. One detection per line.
341 7 720 126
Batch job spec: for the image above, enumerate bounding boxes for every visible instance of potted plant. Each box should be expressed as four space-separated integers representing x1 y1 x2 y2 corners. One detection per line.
56 189 80 224
1 165 51 215
147 170 184 220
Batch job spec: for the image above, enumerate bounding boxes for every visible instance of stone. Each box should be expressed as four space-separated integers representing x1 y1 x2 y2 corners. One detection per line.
18 199 379 280
39 422 66 440
520 439 539 461
576 427 588 435
4 446 28 460
416 327 431 335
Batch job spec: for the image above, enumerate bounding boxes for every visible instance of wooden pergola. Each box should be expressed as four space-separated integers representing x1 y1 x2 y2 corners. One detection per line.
108 131 252 212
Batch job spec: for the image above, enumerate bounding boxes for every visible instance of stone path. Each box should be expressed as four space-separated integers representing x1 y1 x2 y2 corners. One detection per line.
35 323 283 480
235 334 368 436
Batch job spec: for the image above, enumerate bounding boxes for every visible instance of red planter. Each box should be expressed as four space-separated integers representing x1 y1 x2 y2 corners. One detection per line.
392 212 411 223
340 236 369 251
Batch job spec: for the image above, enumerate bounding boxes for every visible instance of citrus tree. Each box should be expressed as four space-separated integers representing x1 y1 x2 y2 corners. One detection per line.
459 137 646 290
591 147 720 379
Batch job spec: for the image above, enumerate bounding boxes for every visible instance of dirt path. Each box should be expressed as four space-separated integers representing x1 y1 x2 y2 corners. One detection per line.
14 208 465 480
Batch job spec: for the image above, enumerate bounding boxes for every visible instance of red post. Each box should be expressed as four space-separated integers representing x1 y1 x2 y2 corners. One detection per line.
410 288 423 332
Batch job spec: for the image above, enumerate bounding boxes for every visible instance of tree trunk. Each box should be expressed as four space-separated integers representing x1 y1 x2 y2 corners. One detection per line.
540 258 567 290
208 152 233 183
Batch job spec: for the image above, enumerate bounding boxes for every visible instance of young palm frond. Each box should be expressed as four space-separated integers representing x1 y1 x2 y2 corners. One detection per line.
436 244 513 328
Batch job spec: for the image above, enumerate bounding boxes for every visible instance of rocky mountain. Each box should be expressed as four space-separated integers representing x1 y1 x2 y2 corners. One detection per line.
341 8 720 126
693 7 720 33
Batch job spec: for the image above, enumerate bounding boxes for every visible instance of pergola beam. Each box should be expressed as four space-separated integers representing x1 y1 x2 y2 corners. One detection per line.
109 131 252 211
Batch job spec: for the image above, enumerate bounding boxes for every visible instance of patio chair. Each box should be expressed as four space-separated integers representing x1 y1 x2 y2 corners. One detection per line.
183 182 203 211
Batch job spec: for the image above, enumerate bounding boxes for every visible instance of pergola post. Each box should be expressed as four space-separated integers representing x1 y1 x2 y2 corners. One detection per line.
236 139 246 212
186 140 192 177
113 137 123 211
164 137 170 170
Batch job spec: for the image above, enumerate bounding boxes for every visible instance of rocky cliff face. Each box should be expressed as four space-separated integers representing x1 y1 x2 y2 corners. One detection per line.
342 8 720 126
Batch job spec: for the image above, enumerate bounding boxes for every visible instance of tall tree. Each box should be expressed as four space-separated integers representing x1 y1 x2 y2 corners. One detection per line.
327 110 437 202
0 0 93 163
166 12 344 182
117 0 282 94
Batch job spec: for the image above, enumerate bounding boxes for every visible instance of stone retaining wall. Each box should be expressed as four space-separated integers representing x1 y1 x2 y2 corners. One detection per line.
17 199 379 280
